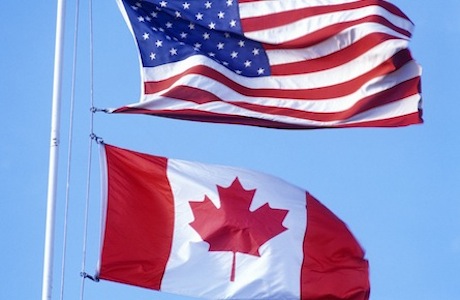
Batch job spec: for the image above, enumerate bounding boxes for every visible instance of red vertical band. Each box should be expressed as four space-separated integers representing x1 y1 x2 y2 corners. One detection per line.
98 144 175 290
301 193 370 300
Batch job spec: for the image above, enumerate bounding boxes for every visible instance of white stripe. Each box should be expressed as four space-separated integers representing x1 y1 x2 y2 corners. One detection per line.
239 0 365 19
129 93 420 127
266 22 409 65
142 38 410 90
140 61 420 114
162 159 307 299
344 93 421 124
242 4 413 44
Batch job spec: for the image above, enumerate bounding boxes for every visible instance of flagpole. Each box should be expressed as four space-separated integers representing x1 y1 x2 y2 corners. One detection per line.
42 0 66 299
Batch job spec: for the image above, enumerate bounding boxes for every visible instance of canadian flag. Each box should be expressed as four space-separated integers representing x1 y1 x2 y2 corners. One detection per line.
97 144 369 300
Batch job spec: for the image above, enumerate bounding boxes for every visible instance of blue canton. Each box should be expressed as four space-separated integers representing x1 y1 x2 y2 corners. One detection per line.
122 0 271 77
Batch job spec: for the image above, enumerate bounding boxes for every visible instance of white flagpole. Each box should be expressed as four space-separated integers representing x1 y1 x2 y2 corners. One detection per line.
42 0 66 299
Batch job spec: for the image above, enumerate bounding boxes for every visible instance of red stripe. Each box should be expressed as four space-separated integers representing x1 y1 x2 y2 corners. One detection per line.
99 144 174 290
234 77 420 122
260 15 410 49
301 193 370 299
241 0 411 37
241 0 411 30
338 111 422 128
162 85 216 104
270 33 398 74
157 76 420 122
112 107 318 129
112 106 422 129
144 49 413 100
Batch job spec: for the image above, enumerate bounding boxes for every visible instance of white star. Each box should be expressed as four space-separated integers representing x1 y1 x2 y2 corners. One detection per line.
145 16 151 22
196 12 204 20
170 48 178 55
203 32 211 39
224 32 231 38
180 32 188 39
142 32 149 40
230 51 238 58
217 11 225 19
165 22 173 28
217 42 224 50
204 1 212 9
252 48 260 55
238 40 245 47
208 22 216 30
135 2 142 7
235 70 242 74
244 60 252 67
155 40 163 47
226 0 233 6
151 11 158 18
138 16 145 22
222 61 229 66
229 20 237 27
183 2 190 9
208 52 216 57
257 68 265 75
175 11 182 18
188 22 195 30
159 1 167 7
150 52 156 60
194 42 202 50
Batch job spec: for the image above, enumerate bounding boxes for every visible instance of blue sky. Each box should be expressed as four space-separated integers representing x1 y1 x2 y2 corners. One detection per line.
1 0 459 299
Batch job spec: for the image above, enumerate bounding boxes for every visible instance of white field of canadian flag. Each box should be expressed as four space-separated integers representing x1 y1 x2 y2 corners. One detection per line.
97 144 369 300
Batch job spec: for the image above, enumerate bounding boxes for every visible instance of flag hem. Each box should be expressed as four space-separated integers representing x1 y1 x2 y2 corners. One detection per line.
95 143 109 278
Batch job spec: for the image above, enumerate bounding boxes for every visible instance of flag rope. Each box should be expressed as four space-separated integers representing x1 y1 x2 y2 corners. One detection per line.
79 0 95 298
58 0 81 298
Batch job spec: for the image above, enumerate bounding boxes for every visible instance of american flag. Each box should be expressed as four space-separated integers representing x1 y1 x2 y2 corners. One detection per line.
112 0 422 129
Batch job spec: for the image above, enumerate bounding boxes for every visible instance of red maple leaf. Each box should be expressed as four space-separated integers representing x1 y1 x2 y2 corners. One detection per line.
189 177 289 281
